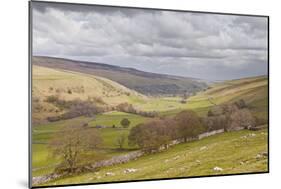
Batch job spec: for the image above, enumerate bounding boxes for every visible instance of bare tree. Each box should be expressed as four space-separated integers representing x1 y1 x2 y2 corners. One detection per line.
174 110 205 142
228 109 255 130
49 125 103 174
116 133 126 149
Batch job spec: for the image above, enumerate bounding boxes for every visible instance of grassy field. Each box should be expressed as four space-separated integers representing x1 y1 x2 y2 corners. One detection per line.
32 111 150 177
39 128 268 186
32 65 268 185
88 111 152 149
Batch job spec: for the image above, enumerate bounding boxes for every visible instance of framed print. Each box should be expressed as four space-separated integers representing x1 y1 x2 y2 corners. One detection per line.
29 1 269 188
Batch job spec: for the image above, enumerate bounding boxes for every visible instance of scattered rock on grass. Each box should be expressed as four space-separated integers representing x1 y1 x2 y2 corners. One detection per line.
261 152 268 157
200 146 207 151
213 166 223 172
256 154 262 159
124 168 137 174
241 133 256 139
256 152 268 160
105 172 115 176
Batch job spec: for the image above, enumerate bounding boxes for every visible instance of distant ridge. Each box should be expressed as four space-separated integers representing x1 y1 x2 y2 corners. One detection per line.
33 56 208 96
33 56 202 80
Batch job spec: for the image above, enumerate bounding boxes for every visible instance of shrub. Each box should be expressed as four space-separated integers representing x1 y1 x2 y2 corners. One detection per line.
254 116 267 126
116 103 136 113
207 110 214 117
45 95 60 104
180 99 187 104
120 118 130 128
88 96 106 105
116 103 158 118
234 99 247 109
47 116 61 122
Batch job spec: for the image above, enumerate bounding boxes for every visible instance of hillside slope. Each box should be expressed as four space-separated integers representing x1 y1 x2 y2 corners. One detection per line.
189 76 268 118
32 65 147 124
157 76 268 118
40 129 268 186
32 56 207 96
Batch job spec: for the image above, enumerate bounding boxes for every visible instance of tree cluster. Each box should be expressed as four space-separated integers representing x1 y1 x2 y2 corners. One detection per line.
128 99 257 153
128 110 204 153
202 99 256 131
46 96 103 121
116 102 158 117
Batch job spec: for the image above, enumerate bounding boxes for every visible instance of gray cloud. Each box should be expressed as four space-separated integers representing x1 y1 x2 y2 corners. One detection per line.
32 2 268 80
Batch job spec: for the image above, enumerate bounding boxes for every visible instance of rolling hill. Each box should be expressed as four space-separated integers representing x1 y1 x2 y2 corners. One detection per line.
32 56 208 96
32 65 147 124
32 63 268 124
186 76 268 118
32 70 268 186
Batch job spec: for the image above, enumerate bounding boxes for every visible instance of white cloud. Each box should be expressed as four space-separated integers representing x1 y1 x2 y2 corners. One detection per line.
32 2 268 80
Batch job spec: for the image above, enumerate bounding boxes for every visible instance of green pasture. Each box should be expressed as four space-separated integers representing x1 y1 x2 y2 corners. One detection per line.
40 128 268 186
32 111 149 177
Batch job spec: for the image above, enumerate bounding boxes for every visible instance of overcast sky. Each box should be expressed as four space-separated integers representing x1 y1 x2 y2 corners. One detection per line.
32 2 268 81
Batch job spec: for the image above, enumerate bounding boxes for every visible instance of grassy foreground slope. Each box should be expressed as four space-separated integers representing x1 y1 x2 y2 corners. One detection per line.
42 129 268 186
